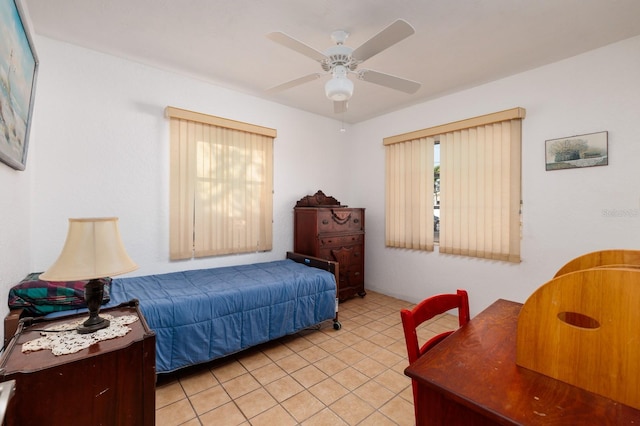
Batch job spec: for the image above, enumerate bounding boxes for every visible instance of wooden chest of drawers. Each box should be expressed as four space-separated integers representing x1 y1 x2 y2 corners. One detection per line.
294 206 366 301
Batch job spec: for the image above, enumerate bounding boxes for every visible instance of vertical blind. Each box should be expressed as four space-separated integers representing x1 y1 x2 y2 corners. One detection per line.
167 107 276 260
439 119 522 262
385 136 435 250
384 108 525 262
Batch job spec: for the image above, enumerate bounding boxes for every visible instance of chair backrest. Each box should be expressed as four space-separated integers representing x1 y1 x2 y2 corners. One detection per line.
400 289 470 365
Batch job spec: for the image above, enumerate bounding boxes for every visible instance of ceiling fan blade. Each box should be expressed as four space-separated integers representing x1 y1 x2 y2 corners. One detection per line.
351 19 415 63
358 69 421 94
266 32 328 63
334 101 348 114
265 73 322 94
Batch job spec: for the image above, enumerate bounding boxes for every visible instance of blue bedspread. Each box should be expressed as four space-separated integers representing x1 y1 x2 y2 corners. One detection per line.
107 259 336 373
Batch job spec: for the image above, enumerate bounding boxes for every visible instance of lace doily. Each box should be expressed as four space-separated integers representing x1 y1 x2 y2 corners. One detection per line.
21 314 139 356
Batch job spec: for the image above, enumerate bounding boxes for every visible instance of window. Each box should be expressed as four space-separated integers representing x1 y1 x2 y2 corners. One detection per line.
166 107 276 260
384 108 525 262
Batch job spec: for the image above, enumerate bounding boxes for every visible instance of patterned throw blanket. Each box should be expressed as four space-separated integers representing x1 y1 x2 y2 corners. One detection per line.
8 272 111 315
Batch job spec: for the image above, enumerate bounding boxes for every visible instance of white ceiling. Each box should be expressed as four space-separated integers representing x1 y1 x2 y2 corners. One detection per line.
23 0 640 123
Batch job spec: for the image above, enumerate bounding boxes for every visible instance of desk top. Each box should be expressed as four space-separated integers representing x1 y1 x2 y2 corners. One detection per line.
404 299 640 425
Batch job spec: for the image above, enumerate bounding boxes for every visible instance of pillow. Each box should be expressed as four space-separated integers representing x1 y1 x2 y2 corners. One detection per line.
8 273 111 316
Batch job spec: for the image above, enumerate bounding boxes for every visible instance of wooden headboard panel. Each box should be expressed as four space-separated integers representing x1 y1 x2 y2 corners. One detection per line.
517 267 640 409
554 249 640 277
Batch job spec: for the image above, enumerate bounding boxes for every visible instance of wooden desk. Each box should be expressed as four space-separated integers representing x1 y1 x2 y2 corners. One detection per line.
404 299 640 425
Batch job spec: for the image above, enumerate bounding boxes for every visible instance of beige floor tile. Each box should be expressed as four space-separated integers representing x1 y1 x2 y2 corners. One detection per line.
297 345 331 363
358 411 400 426
189 384 232 415
198 401 247 426
179 368 218 396
329 392 375 425
238 349 272 371
348 324 378 339
281 390 325 422
351 338 383 355
334 346 367 364
291 364 329 388
374 369 412 394
308 378 350 405
155 398 196 426
153 291 457 426
178 419 202 426
284 335 315 352
264 375 305 402
234 387 278 419
221 372 261 399
155 380 186 409
262 342 295 361
333 331 364 346
277 352 310 373
367 332 395 348
250 361 287 385
332 366 369 391
301 407 349 426
368 347 404 366
313 355 349 376
211 359 247 383
353 380 395 408
379 395 416 426
352 356 388 378
316 337 348 354
303 328 333 344
249 404 298 426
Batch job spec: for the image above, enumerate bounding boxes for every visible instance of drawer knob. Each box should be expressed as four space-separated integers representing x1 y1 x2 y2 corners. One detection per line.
322 219 329 225
353 219 359 224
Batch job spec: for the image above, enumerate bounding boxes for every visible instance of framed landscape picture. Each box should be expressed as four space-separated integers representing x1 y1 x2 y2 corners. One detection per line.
0 0 39 171
545 131 608 171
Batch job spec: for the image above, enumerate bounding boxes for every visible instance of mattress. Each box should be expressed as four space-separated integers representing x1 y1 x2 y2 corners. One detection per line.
108 259 337 373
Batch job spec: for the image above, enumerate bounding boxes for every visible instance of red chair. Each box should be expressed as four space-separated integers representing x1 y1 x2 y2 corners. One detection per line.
400 289 470 412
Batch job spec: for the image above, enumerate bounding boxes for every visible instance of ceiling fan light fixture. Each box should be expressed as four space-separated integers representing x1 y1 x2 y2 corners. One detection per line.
325 77 354 101
325 65 353 101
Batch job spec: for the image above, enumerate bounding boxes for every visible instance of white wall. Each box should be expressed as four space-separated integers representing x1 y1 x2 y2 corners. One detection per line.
0 164 31 323
1 34 639 327
27 37 351 283
350 35 640 315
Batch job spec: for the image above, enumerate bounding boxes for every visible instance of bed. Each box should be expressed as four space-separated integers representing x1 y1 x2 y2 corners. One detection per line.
4 252 340 373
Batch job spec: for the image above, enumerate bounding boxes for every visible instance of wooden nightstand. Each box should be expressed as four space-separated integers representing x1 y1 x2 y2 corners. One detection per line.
0 301 155 426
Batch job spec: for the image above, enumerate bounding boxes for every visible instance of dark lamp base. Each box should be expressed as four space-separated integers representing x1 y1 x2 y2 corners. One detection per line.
78 278 110 334
77 316 110 334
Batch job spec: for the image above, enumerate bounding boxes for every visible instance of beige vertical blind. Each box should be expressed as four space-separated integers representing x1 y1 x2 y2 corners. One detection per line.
439 119 522 262
384 107 525 262
385 137 435 250
167 107 276 260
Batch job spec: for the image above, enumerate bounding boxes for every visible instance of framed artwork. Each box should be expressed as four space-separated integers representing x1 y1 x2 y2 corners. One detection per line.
545 131 608 171
0 0 39 171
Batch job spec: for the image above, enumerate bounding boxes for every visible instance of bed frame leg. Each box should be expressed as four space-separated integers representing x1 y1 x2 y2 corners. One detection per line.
333 297 341 330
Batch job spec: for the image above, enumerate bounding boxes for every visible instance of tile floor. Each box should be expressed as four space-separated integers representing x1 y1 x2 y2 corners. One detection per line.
155 291 458 425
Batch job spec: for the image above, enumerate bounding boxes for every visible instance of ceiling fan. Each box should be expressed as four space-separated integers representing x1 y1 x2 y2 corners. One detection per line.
265 19 422 114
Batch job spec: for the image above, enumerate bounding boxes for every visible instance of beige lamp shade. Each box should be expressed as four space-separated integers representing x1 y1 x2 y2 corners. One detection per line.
40 217 138 281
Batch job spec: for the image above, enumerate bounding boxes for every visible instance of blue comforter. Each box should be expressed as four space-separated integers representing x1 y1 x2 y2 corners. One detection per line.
108 259 336 373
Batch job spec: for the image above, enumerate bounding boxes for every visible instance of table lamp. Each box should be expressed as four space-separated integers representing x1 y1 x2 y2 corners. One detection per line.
40 218 138 334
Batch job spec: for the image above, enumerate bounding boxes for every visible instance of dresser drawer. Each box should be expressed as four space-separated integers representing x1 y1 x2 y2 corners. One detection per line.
317 209 364 233
319 234 363 248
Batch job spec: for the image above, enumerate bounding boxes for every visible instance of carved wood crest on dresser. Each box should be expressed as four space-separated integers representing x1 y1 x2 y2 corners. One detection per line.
294 191 366 301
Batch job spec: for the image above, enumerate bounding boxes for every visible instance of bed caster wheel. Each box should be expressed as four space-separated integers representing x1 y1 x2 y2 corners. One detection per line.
333 321 342 330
